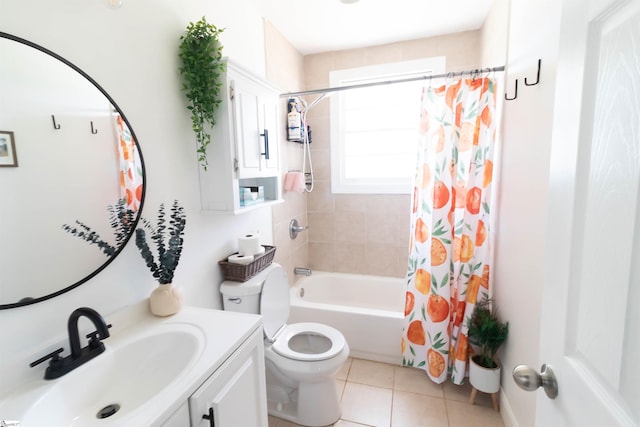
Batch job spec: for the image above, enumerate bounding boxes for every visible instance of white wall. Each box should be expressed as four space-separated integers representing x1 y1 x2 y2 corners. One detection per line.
494 0 563 426
0 0 274 393
0 37 123 301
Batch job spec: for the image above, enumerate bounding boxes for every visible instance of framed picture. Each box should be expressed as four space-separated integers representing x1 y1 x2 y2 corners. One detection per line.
0 131 18 167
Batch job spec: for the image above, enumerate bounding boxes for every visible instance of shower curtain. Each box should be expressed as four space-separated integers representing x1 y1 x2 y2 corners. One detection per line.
115 114 143 211
402 76 498 384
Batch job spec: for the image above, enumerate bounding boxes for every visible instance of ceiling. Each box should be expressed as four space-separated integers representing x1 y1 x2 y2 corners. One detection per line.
255 0 495 55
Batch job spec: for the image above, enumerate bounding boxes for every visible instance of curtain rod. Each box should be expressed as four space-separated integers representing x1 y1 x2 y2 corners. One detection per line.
280 65 505 98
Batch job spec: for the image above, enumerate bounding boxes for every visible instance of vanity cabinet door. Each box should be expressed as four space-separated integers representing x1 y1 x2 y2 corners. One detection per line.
189 328 268 427
231 71 280 180
161 402 190 427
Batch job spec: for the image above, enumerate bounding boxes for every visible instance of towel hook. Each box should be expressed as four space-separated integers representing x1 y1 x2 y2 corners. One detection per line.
505 79 518 101
51 115 61 130
525 59 542 86
90 121 98 134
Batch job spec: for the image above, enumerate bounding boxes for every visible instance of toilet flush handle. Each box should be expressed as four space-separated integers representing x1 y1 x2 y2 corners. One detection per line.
227 297 242 304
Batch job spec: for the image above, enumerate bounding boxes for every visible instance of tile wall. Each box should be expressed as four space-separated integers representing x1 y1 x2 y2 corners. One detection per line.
302 31 482 278
264 21 309 283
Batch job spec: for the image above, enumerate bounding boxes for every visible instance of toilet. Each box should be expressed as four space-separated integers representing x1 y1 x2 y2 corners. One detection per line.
220 263 349 427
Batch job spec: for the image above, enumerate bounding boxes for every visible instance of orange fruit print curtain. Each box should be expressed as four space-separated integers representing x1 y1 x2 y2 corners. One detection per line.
115 114 143 212
402 77 498 384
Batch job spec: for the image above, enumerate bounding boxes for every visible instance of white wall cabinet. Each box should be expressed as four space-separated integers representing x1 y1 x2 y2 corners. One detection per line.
199 59 282 214
188 328 268 427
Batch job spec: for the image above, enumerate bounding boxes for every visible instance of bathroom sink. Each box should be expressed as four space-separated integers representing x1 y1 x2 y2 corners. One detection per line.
0 313 210 427
0 306 264 426
19 324 202 426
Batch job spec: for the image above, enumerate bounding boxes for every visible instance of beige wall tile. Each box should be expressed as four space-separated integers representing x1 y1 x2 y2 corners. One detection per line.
396 248 410 278
364 195 401 217
334 211 365 243
309 242 334 271
334 243 367 274
307 180 334 213
308 116 331 150
366 212 398 245
308 148 331 182
308 212 334 243
365 244 400 277
304 53 333 88
332 48 367 71
335 194 368 213
365 42 404 65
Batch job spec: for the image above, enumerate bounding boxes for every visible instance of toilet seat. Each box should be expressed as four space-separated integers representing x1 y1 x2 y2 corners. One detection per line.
271 322 346 361
260 267 345 362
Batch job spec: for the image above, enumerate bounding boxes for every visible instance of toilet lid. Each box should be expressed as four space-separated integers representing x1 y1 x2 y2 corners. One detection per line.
271 323 346 361
260 266 290 342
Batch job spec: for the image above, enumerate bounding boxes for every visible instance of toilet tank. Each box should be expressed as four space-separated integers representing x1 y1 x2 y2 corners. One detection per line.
220 278 262 314
219 263 282 314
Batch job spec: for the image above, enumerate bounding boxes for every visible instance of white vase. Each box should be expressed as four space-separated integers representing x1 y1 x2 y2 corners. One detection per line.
469 355 501 393
149 283 183 317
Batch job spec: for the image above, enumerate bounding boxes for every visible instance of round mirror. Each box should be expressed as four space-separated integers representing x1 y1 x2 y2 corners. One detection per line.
0 32 145 309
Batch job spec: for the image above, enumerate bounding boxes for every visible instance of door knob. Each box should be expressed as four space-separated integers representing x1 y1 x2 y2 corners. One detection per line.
513 364 558 399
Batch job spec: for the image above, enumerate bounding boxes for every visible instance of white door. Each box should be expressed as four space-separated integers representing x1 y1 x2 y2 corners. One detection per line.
532 0 640 425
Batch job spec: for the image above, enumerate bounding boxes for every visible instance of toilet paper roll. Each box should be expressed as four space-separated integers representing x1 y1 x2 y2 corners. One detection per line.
238 233 261 256
228 253 254 265
253 245 266 256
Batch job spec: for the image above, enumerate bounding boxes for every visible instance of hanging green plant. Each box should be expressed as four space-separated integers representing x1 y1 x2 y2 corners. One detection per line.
178 17 225 170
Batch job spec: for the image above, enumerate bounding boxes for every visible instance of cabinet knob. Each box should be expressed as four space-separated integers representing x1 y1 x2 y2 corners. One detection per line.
260 129 270 160
202 407 215 427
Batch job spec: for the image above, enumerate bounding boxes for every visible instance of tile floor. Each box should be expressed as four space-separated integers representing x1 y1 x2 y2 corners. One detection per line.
268 358 506 427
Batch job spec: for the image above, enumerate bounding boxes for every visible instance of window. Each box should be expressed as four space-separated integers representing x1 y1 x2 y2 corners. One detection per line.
330 57 445 194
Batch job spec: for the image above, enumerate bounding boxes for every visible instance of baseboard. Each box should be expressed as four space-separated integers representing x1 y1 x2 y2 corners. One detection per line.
500 386 519 427
349 350 401 366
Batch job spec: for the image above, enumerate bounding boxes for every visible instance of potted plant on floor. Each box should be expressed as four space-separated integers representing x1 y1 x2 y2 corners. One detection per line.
135 200 186 316
467 299 509 395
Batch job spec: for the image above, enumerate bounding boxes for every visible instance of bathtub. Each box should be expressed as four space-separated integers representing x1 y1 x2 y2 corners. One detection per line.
289 271 405 365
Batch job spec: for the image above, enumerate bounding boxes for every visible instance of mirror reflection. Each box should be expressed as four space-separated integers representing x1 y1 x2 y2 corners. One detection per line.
0 33 145 308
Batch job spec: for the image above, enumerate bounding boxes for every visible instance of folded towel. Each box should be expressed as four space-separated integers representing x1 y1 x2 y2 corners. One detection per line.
284 171 305 193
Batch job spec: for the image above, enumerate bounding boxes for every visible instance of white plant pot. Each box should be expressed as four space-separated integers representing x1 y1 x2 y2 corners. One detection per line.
149 283 183 317
469 355 501 393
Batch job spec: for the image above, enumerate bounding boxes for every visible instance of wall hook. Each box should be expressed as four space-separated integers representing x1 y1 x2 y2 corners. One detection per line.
51 115 61 130
90 121 98 134
505 79 518 101
525 59 542 86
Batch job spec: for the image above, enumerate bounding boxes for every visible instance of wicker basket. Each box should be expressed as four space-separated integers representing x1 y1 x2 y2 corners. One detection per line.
219 245 276 282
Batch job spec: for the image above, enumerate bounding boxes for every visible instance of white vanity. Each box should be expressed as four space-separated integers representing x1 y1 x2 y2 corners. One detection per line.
0 305 268 427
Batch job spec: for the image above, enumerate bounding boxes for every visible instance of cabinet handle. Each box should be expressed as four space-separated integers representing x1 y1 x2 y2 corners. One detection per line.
202 407 215 427
260 129 270 160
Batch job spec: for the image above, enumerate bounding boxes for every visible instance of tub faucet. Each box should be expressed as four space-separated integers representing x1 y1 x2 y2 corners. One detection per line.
30 307 111 380
294 267 312 276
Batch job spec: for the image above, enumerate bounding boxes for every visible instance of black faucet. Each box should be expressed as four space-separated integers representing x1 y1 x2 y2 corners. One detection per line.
30 307 111 380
